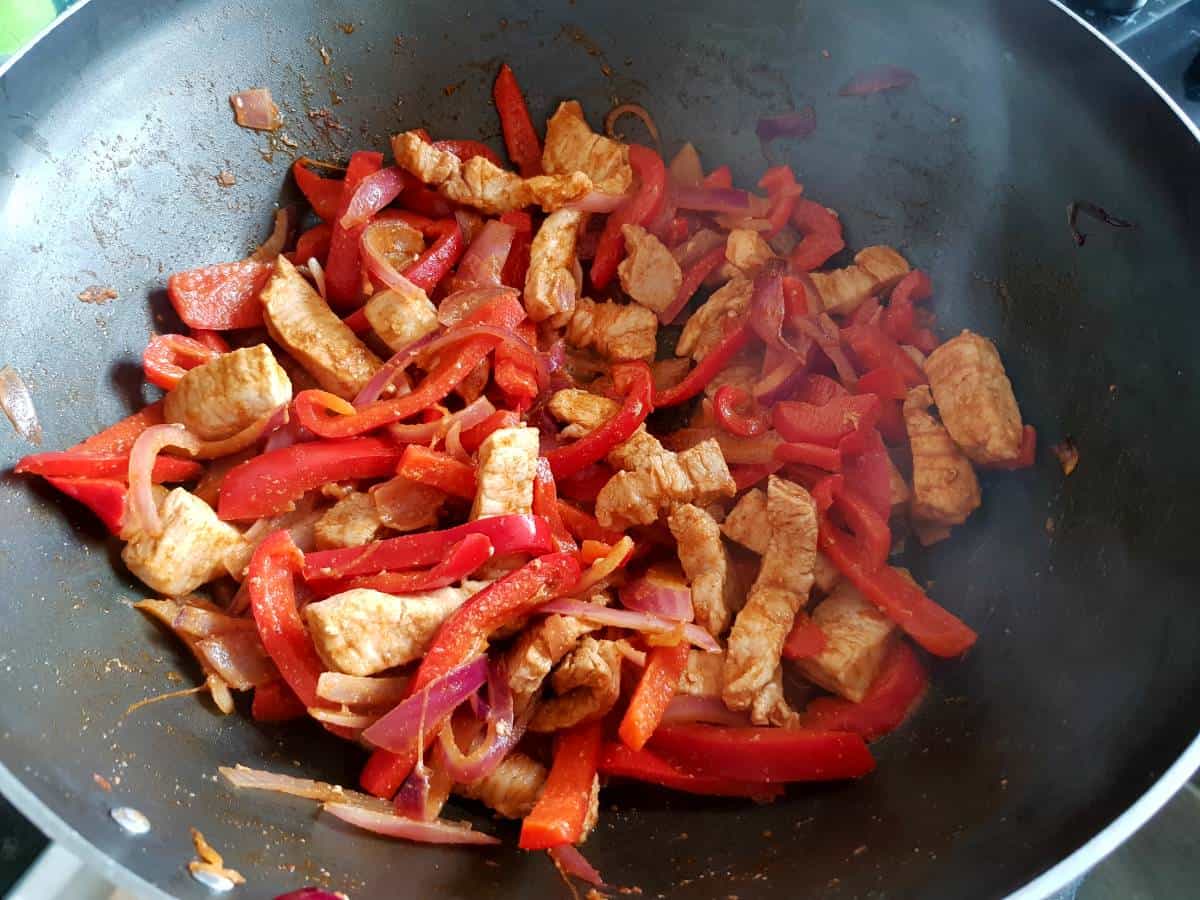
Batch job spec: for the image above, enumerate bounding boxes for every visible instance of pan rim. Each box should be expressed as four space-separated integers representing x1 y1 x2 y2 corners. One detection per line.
0 1 1198 898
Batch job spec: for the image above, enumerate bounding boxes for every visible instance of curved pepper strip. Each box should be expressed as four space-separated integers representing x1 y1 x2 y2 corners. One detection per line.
798 639 928 740
758 165 800 239
402 217 467 293
166 259 273 330
291 158 345 223
543 361 653 480
16 450 202 483
493 64 542 177
324 150 385 307
43 476 127 534
590 145 667 290
882 270 932 344
518 719 604 850
713 385 768 438
618 641 690 751
361 551 581 798
327 534 494 598
598 743 784 800
396 445 477 499
251 679 308 723
653 323 753 408
533 458 577 553
142 334 223 390
659 244 727 324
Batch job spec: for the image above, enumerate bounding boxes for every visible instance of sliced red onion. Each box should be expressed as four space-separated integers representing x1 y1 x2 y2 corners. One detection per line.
443 420 468 463
793 316 857 388
548 844 606 887
219 764 393 813
564 191 628 214
394 758 447 821
674 186 751 215
451 221 516 288
753 356 809 404
353 331 437 406
749 260 788 350
250 207 295 262
605 102 660 145
0 366 41 446
361 221 420 292
756 107 817 143
322 802 498 846
387 396 495 445
661 694 751 727
839 65 917 97
537 599 721 653
128 424 202 535
275 890 346 900
436 661 521 784
340 166 407 230
454 210 485 247
172 605 256 638
229 88 280 131
361 657 488 754
437 286 517 327
316 672 410 708
620 570 694 622
668 143 703 188
195 632 278 689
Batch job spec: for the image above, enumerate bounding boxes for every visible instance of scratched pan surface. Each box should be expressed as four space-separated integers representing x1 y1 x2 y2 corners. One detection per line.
2 0 1200 897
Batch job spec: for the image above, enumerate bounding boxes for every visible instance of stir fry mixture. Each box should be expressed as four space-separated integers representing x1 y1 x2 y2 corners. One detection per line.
16 64 1034 885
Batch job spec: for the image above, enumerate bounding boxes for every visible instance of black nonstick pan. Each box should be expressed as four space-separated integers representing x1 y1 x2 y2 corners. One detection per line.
2 0 1199 897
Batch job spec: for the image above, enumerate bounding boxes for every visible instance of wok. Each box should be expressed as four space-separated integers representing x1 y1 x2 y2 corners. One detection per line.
1 0 1199 897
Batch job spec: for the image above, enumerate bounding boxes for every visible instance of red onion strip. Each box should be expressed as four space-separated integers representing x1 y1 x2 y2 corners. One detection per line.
793 316 858 388
620 575 694 622
128 424 202 535
564 191 629 214
537 598 721 653
668 143 703 188
387 396 495 445
452 221 516 288
361 222 419 292
360 657 487 754
755 106 817 143
661 694 752 727
322 802 499 846
0 366 42 445
316 673 410 708
250 207 294 262
549 844 606 887
340 167 407 230
673 186 751 214
436 661 520 784
195 632 278 689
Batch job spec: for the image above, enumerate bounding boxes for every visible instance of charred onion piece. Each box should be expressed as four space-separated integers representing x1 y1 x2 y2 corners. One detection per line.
1068 201 1133 247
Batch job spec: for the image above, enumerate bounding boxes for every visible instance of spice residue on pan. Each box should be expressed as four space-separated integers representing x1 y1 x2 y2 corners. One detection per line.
188 827 246 892
77 285 118 304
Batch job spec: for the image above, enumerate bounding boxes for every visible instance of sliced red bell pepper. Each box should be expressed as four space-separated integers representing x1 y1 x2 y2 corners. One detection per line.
828 477 892 570
782 612 828 660
142 334 222 390
599 743 784 800
431 139 505 168
713 385 768 438
332 534 495 597
499 210 533 288
854 368 907 445
799 639 928 740
544 362 654 480
303 513 553 583
397 169 455 219
533 458 577 553
323 150 384 307
730 461 784 491
248 531 323 707
758 165 800 238
167 259 273 330
493 320 540 411
73 403 165 454
460 409 521 455
251 679 308 723
783 275 811 318
772 394 881 447
43 476 126 534
590 145 667 291
660 244 727 324
882 270 932 344
217 437 403 521
653 323 753 408
909 326 941 354
555 463 614 504
396 445 476 499
402 217 466 293
291 158 345 223
773 441 842 471
701 165 732 189
16 450 201 483
295 294 526 439
819 515 977 657
789 198 846 272
341 307 370 334
188 329 231 353
619 641 690 751
556 499 623 545
663 216 691 246
648 723 875 783
519 720 603 850
843 323 926 387
493 63 543 177
290 222 333 266
795 374 849 406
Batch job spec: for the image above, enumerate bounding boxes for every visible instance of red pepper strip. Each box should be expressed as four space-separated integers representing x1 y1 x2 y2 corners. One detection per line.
701 165 732 189
499 211 533 288
291 158 345 223
782 612 828 660
653 323 753 408
799 640 928 740
290 222 333 266
660 244 727 324
556 499 623 545
796 374 849 406
362 553 582 797
982 424 1037 471
839 428 893 520
142 334 222 390
590 145 667 291
493 320 540 411
431 139 505 168
544 362 654 480
663 216 691 246
217 437 403 521
773 441 842 471
713 385 768 438
295 294 526 439
730 461 784 491
339 166 408 230
188 329 231 353
789 198 846 272
72 402 165 454
533 458 577 553
772 394 881 447
493 64 543 176
341 307 370 333
335 534 495 597
831 480 892 570
43 476 126 534
819 516 977 657
555 463 613 503
15 451 201 483
401 218 466 293
619 641 690 751
397 169 455 219
758 165 800 238
855 366 908 444
396 445 476 499
460 409 521 455
909 327 940 354
519 720 603 850
782 275 811 318
843 323 926 387
600 744 784 800
882 270 932 343
648 724 875 783
167 259 273 330
324 150 384 307
303 514 553 583
251 680 308 723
